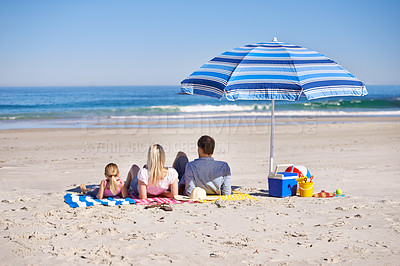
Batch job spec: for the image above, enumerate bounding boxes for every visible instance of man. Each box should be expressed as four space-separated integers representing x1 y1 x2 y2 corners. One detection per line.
175 135 231 196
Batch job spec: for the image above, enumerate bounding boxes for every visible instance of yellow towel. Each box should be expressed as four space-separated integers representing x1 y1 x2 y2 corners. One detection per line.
198 190 258 203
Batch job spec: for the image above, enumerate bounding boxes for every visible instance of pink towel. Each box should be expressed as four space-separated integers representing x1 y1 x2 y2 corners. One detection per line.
128 192 183 205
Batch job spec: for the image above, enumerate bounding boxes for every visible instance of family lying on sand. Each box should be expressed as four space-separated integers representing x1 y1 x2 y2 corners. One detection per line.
80 135 232 200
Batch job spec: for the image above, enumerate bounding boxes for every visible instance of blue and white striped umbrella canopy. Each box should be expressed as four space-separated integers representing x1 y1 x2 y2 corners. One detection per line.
181 40 367 101
181 39 367 174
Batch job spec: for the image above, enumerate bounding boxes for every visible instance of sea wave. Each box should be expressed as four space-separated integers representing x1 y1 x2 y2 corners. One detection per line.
1 98 399 121
2 110 399 130
2 107 400 121
150 104 270 113
108 110 400 121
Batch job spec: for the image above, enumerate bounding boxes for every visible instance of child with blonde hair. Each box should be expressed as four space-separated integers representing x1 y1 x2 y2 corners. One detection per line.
80 163 128 199
125 144 178 199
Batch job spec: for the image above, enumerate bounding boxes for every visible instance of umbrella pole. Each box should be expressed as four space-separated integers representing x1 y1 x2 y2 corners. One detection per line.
269 99 275 174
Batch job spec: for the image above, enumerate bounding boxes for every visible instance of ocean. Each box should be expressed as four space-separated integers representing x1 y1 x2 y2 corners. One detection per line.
0 85 399 129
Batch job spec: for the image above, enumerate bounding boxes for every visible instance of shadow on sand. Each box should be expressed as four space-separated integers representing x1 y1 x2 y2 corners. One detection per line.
65 184 98 193
232 186 270 197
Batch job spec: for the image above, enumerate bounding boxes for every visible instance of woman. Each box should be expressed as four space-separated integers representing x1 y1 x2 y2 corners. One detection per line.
126 144 178 199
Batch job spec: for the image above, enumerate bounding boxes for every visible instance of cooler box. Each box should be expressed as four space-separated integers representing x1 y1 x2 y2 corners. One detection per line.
268 164 299 197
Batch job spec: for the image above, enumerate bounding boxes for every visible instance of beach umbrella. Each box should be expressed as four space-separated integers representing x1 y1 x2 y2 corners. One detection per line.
181 38 367 174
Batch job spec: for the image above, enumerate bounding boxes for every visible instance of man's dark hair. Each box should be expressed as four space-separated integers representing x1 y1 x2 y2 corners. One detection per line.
197 135 215 155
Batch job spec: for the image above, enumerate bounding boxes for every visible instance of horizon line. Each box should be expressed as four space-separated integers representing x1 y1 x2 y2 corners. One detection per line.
0 83 399 88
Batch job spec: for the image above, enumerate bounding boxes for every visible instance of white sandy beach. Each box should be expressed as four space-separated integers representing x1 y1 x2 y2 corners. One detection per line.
0 118 399 265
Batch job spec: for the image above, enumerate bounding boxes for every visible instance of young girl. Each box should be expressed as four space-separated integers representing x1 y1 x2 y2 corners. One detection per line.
125 144 178 199
80 163 128 199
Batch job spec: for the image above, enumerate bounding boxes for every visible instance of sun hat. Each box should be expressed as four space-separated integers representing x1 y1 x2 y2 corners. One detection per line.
190 187 207 200
174 187 220 201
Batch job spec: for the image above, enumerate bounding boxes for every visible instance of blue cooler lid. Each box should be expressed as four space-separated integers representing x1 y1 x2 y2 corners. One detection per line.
278 172 298 178
269 171 299 180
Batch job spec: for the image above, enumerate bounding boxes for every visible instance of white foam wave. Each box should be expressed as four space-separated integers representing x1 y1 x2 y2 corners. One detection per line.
110 110 400 121
149 104 271 113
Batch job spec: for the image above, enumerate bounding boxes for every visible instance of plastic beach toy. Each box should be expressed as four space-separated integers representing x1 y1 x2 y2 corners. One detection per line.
285 165 311 179
313 190 335 198
296 177 307 183
299 182 314 197
334 193 346 198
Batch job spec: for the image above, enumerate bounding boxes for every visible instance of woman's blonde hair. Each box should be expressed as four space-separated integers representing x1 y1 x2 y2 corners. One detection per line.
105 163 119 195
147 144 165 185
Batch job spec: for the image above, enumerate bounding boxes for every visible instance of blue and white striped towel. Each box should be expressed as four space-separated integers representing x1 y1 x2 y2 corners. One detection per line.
64 193 136 208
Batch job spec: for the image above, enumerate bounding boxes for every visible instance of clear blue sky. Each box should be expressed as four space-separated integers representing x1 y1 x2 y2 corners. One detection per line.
0 0 399 86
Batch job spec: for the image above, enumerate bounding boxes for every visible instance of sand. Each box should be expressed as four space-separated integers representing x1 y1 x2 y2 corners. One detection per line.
0 117 399 265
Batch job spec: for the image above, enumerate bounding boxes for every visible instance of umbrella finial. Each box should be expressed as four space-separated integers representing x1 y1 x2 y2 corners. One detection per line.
272 37 278 42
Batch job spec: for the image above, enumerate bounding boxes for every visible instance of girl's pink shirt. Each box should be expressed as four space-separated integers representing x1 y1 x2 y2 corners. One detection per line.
137 168 178 195
103 179 123 197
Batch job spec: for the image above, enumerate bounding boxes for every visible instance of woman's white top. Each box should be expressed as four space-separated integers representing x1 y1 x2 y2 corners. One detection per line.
137 167 178 195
